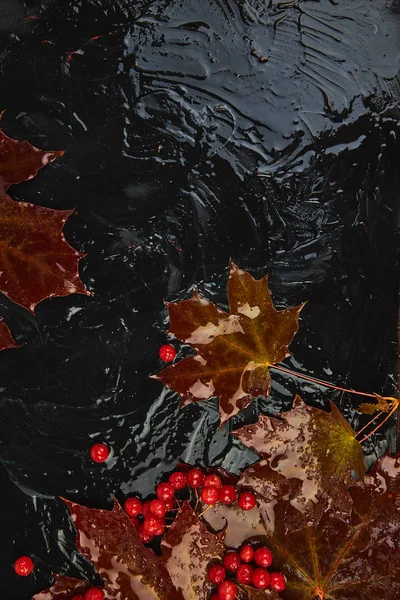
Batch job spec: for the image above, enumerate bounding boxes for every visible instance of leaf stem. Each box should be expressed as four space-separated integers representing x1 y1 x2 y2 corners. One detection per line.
271 364 376 398
353 410 384 439
357 405 398 443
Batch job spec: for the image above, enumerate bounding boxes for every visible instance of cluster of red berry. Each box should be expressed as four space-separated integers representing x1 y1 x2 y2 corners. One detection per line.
208 543 285 599
124 468 257 544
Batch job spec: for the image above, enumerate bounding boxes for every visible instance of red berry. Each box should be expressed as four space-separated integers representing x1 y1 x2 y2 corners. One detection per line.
203 474 222 488
270 572 286 592
238 491 256 511
156 482 175 500
138 525 154 544
142 501 152 517
252 568 271 590
72 596 84 600
254 546 273 568
236 563 253 584
84 589 105 600
210 595 219 600
143 516 165 536
207 564 226 584
201 486 219 505
164 498 175 511
159 344 176 362
14 556 34 576
217 580 238 600
239 544 254 563
219 485 236 505
186 468 204 488
124 497 142 517
223 551 241 572
149 498 166 518
89 443 109 463
169 471 186 490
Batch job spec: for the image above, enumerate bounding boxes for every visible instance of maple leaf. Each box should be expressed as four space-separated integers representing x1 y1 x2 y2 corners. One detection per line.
234 395 365 531
0 318 19 351
64 497 184 600
154 261 303 424
32 574 92 599
358 393 399 414
262 453 400 599
161 501 226 599
0 118 87 313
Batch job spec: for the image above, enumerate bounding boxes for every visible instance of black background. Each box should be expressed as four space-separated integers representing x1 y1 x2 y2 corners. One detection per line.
0 0 399 597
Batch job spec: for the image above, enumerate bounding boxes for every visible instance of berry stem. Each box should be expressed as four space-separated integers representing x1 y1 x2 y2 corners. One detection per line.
271 364 376 398
197 505 214 518
357 404 398 443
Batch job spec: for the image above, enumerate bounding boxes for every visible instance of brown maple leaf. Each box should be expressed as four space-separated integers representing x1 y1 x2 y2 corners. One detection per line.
154 261 303 424
233 395 365 531
262 453 400 599
0 318 19 351
0 116 88 313
63 498 184 600
33 574 92 600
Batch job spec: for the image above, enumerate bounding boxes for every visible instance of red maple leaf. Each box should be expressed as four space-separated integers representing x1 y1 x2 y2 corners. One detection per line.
0 115 88 313
154 262 303 424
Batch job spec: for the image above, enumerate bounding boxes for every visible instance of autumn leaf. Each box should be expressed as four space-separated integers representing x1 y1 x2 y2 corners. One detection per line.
161 501 225 599
358 393 399 414
263 453 400 599
64 498 184 600
0 118 87 313
0 318 19 351
234 395 365 531
154 261 303 424
32 574 92 599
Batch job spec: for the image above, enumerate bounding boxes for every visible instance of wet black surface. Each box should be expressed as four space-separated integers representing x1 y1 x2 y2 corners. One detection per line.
0 0 399 596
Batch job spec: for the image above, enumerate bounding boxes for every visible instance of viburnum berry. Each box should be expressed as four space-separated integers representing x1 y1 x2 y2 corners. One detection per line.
124 497 142 517
159 344 176 362
217 580 238 600
143 516 165 536
239 543 254 563
130 516 139 528
223 551 241 572
219 485 236 505
252 568 271 590
169 471 186 490
254 546 273 568
14 556 34 576
72 596 84 600
236 563 253 584
164 498 175 511
270 572 286 592
201 486 219 505
89 443 110 463
84 588 105 600
207 564 226 584
186 468 204 488
149 498 167 518
210 595 219 600
142 501 152 517
156 482 175 500
238 490 256 511
203 474 222 488
138 525 154 544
